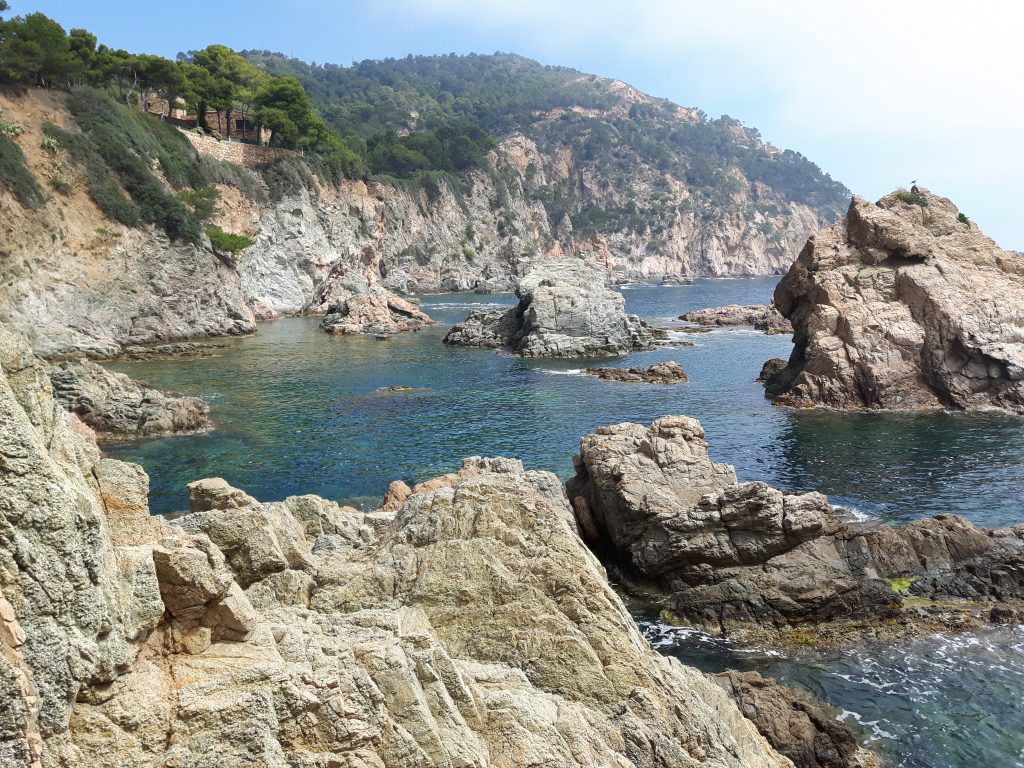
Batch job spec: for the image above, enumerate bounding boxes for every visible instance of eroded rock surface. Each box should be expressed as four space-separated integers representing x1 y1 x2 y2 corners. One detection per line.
444 258 657 357
680 304 792 335
0 329 792 768
48 359 210 439
567 416 1024 641
712 671 881 768
769 189 1024 411
586 360 689 384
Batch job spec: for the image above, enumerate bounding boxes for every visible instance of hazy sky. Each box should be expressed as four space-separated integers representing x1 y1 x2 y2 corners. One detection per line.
15 0 1024 247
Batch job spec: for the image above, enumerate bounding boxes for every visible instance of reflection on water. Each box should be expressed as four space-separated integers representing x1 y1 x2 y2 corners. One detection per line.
105 277 1024 767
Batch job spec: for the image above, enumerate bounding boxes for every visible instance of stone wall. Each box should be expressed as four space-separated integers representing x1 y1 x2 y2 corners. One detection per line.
180 129 298 167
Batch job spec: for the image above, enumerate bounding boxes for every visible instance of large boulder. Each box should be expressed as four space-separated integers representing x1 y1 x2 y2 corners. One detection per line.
321 290 434 336
680 304 792 335
0 327 792 768
769 189 1024 412
48 359 209 439
444 258 657 357
567 415 1024 640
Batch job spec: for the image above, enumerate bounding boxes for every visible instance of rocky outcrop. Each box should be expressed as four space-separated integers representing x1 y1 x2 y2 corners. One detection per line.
681 304 792 335
48 359 210 439
444 257 657 357
769 189 1024 412
320 291 434 335
0 327 792 767
567 416 1024 641
712 671 880 768
758 357 788 382
586 360 689 384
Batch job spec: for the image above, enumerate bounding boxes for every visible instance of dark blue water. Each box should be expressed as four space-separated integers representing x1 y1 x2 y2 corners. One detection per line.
105 277 1024 767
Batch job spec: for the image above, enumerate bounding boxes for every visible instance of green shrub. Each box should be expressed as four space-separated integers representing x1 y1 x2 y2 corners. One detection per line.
0 107 23 139
206 224 253 252
895 189 928 206
0 135 45 208
178 186 219 221
958 212 970 226
263 155 316 201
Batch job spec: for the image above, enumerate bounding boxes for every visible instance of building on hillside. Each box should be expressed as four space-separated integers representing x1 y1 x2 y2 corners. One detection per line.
140 94 273 146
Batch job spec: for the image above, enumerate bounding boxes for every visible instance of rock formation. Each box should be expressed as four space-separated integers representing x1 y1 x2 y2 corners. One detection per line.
321 291 434 336
585 360 689 384
711 671 881 768
680 304 792 335
0 326 793 767
758 358 788 383
567 416 1024 641
48 359 210 439
769 189 1024 412
444 258 657 357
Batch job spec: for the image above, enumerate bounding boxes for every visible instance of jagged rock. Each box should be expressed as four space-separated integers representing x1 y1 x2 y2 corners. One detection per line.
445 258 657 357
118 342 228 360
321 291 434 336
712 671 881 768
758 357 788 383
0 328 796 766
769 189 1024 412
586 360 689 383
661 275 696 285
567 415 1024 640
47 359 209 439
681 304 792 335
186 477 258 512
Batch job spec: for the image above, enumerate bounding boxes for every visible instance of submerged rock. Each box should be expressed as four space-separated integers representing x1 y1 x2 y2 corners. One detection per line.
567 415 1024 642
321 290 434 336
0 328 792 767
586 360 689 384
48 358 209 439
770 189 1024 412
680 304 792 335
444 257 657 357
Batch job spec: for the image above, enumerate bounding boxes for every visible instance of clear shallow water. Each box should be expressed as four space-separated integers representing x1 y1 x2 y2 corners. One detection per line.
105 277 1024 766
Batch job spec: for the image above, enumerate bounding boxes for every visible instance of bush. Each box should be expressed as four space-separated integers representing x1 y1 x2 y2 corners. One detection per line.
895 189 928 207
0 135 45 208
958 212 970 226
206 224 253 252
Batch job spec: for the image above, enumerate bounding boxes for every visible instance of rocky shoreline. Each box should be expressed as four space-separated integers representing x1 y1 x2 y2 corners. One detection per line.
680 304 792 335
585 360 689 384
568 416 1024 645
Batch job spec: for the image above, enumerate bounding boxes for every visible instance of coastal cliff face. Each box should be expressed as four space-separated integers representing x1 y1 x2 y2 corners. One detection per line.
0 85 841 357
0 325 792 768
768 189 1024 412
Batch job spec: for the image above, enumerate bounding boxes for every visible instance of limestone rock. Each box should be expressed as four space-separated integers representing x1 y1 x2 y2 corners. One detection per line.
585 360 689 383
48 359 210 439
680 304 792 335
444 258 657 357
568 416 1024 638
186 477 259 512
770 189 1024 412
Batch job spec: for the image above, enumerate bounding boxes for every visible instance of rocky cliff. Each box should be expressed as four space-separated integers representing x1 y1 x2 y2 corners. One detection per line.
0 324 793 767
768 189 1024 412
0 83 843 357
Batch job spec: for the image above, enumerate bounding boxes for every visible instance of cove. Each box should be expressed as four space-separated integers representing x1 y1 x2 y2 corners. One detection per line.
106 277 1024 767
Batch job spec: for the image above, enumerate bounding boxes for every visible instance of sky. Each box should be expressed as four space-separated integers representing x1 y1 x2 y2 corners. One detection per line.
12 0 1024 247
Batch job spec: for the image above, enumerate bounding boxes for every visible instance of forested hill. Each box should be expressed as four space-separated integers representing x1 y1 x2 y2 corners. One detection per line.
242 51 849 214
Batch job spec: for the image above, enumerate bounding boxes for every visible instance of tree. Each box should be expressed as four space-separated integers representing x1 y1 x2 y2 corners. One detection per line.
134 54 185 118
190 45 264 138
0 12 74 86
67 27 96 85
253 76 323 149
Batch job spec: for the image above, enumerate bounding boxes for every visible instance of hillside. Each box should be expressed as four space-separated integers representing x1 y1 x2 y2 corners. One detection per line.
0 15 850 356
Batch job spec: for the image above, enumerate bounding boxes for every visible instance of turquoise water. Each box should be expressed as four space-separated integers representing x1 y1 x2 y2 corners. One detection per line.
106 277 1024 767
